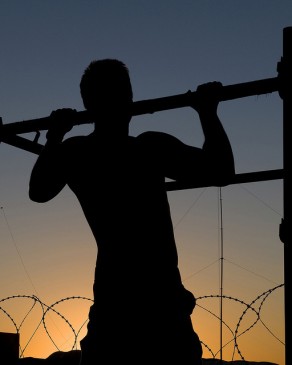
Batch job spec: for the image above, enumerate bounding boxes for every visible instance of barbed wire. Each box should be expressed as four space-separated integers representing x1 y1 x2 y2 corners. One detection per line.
0 284 284 361
0 294 93 358
196 284 284 361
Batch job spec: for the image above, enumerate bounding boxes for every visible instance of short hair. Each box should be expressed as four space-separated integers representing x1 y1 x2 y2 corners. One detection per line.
80 59 133 110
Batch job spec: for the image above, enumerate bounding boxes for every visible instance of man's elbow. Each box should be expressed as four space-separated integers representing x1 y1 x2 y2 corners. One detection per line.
216 166 235 187
29 189 47 203
29 184 53 203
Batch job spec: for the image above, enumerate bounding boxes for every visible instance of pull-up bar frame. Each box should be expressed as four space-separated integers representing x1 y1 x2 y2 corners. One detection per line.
0 76 279 155
0 26 290 364
281 26 291 365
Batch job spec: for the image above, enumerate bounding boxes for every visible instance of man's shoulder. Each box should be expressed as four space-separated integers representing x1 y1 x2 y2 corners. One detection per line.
137 131 165 137
62 134 90 146
136 131 182 147
61 135 92 156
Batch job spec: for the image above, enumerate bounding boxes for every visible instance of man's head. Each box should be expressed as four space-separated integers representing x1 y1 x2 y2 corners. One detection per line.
80 59 133 115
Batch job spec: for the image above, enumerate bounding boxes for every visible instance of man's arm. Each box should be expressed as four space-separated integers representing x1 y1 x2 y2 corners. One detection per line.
29 109 76 202
148 82 235 186
190 82 235 186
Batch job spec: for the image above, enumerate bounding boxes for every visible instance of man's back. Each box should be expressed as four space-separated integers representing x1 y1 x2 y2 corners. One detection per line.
60 132 181 289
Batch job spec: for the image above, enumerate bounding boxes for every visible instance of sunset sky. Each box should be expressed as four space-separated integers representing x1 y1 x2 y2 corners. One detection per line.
0 2 290 364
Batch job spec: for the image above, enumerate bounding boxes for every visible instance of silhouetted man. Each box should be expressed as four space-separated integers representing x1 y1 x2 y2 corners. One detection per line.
29 59 235 365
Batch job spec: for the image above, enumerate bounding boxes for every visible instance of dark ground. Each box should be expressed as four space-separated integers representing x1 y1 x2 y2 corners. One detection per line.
15 350 278 365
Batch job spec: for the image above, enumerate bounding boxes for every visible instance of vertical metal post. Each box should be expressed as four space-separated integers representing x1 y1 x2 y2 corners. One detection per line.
0 332 19 364
279 26 292 365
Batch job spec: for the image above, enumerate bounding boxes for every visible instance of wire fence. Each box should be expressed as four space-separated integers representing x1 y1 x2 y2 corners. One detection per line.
0 284 284 362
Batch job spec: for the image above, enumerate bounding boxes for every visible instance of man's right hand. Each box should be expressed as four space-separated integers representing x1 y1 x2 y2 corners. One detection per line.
46 108 77 142
190 81 223 115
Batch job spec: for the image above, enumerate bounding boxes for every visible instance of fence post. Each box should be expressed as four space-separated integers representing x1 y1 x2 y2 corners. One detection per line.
279 26 292 365
0 332 19 364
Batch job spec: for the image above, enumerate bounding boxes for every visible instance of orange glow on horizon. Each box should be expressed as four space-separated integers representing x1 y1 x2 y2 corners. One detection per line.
0 286 284 364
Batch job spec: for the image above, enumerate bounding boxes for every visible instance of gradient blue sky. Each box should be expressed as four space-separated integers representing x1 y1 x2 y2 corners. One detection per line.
0 2 290 364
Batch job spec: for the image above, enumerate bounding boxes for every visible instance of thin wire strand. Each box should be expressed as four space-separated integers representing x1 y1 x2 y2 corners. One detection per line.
1 206 39 295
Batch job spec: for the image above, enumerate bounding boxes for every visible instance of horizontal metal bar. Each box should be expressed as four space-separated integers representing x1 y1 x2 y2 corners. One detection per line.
132 76 279 115
0 135 43 154
0 76 279 137
0 130 284 188
165 168 284 191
